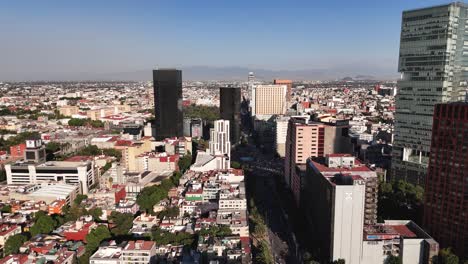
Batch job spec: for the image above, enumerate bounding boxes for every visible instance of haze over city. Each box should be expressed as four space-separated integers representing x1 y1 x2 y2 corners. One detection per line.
0 0 454 81
0 1 466 264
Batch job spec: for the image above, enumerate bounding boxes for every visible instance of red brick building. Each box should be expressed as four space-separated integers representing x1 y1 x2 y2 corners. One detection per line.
424 102 468 258
9 143 26 158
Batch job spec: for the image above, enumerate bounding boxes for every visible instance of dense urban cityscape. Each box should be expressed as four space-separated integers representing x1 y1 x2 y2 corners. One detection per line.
0 1 467 264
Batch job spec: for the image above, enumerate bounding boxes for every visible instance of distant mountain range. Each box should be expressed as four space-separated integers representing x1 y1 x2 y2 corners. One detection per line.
1 65 398 81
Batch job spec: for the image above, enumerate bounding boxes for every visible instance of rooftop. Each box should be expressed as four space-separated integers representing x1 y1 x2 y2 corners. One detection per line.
29 184 78 199
124 240 155 251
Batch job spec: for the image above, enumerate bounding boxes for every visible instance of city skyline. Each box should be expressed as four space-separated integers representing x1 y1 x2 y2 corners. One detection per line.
0 0 455 81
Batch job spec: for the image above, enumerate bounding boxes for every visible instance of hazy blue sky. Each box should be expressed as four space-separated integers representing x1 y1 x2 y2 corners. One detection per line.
0 0 453 80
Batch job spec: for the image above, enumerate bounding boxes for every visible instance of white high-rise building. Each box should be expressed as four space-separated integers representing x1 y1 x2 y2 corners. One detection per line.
209 120 231 160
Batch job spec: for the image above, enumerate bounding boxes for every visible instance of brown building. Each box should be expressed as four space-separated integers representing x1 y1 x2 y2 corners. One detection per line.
423 102 468 258
274 79 292 102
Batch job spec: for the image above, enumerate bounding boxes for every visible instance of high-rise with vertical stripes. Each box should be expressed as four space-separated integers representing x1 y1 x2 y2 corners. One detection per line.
392 2 468 184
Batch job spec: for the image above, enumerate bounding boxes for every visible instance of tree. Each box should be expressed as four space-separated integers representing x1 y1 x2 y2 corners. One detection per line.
385 255 401 264
183 104 219 122
151 227 194 246
108 212 133 236
74 194 88 205
88 207 103 221
84 225 111 263
45 141 61 153
30 214 55 236
438 248 459 264
1 204 11 213
136 172 180 213
231 161 241 169
255 240 273 264
157 206 180 220
68 118 87 126
4 234 27 255
199 225 232 237
178 154 192 173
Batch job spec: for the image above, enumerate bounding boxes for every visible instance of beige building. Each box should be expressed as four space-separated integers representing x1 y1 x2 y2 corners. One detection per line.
252 84 287 116
284 116 353 202
59 106 79 117
121 137 154 172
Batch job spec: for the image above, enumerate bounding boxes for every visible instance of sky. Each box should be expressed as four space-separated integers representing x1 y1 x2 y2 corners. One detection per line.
0 0 454 80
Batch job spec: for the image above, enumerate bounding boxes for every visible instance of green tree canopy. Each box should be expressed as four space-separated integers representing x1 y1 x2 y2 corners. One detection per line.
4 234 28 255
385 255 402 264
88 207 103 222
157 206 180 220
74 194 88 205
151 227 194 246
30 214 55 236
178 153 192 173
108 211 133 236
183 104 219 122
438 248 459 264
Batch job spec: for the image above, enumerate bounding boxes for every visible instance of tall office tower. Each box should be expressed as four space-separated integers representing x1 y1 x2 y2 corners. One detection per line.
274 79 293 102
302 165 366 264
284 116 353 203
392 3 468 184
251 84 287 116
153 69 183 140
220 86 241 144
423 102 468 258
209 120 231 160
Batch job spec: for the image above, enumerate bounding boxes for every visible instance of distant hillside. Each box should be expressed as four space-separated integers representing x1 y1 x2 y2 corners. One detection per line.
0 65 398 82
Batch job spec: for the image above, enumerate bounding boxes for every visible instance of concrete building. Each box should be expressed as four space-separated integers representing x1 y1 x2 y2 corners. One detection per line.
305 154 378 225
284 116 353 201
24 139 46 163
362 220 438 264
273 79 293 102
209 120 231 161
301 163 366 264
153 69 183 140
6 160 95 194
0 225 22 249
220 86 241 145
183 118 203 139
274 116 290 157
90 244 123 264
251 84 287 116
121 240 156 264
59 105 79 117
392 2 468 185
423 102 468 258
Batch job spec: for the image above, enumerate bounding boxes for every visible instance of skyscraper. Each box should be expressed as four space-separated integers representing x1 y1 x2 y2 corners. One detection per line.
153 69 183 140
209 120 231 161
220 86 241 144
251 84 287 116
392 3 468 184
274 79 293 102
423 102 468 258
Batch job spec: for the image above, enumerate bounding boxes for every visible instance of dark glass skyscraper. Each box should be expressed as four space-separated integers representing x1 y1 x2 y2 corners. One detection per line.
153 69 183 140
220 86 241 144
424 102 468 258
